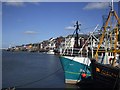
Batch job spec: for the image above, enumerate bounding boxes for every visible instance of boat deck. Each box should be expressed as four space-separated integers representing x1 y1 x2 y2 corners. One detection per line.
76 76 119 90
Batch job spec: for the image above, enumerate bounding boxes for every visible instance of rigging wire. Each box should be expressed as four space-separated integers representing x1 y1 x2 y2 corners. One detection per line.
67 25 100 32
80 25 98 31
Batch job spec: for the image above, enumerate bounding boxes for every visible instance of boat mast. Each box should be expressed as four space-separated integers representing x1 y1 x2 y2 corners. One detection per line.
94 0 120 66
74 21 81 48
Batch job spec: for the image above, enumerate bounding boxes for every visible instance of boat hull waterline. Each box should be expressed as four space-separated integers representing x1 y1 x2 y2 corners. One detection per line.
59 56 91 84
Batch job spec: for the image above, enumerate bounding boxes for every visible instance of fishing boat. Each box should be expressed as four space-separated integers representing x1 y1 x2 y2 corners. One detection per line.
59 21 99 84
90 1 120 89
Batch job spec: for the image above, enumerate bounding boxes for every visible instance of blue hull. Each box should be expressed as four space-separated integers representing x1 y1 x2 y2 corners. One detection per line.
59 56 91 84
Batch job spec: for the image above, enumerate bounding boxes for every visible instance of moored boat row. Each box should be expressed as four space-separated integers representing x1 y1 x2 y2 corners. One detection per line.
59 1 120 89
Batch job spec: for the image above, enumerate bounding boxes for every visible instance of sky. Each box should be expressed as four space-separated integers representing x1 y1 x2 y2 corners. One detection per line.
0 2 1 90
2 1 119 48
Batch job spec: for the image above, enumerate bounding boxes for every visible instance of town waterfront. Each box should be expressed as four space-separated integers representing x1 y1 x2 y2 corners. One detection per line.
2 50 78 88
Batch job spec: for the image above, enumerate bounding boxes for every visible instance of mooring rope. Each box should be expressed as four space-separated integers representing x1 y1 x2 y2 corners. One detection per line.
2 66 63 90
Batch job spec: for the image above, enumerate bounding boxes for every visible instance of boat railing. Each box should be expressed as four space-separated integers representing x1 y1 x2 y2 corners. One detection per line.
61 24 100 58
61 47 89 57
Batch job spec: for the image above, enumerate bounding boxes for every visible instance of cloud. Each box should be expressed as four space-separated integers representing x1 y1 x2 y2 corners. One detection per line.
83 2 109 10
3 1 40 7
1 0 120 2
4 2 25 7
2 0 41 2
32 2 40 5
65 21 81 30
65 26 75 30
24 31 39 34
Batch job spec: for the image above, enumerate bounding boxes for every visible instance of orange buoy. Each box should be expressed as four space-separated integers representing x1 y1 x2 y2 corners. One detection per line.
81 73 86 78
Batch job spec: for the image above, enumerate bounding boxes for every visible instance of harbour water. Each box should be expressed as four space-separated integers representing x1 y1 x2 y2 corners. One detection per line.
2 51 78 88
